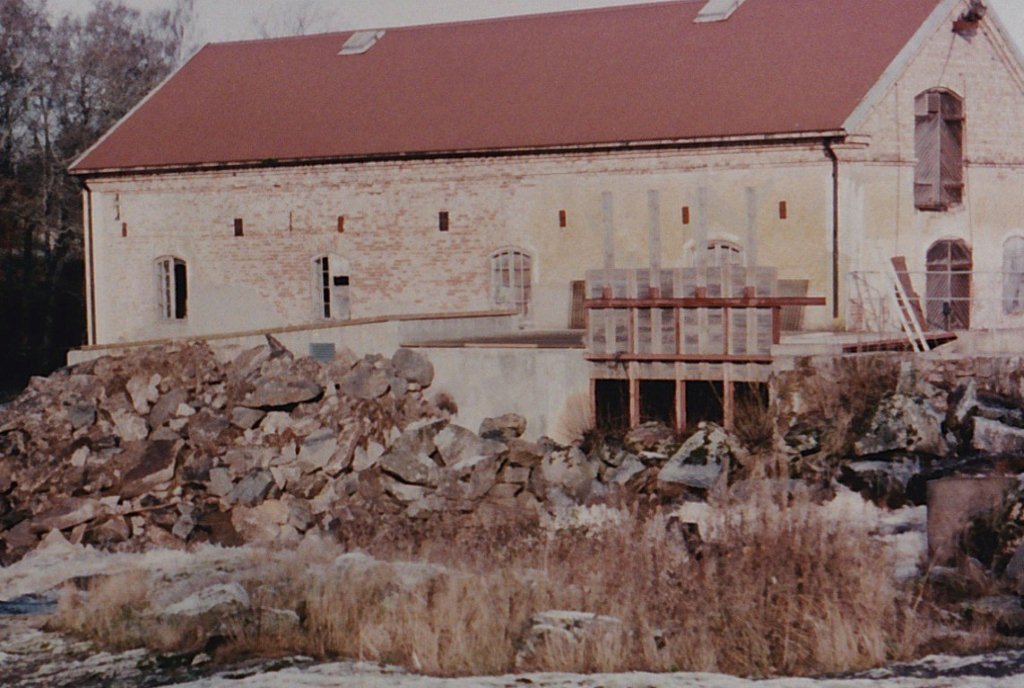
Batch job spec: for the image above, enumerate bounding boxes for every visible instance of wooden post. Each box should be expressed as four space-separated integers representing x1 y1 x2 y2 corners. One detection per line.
675 378 686 432
629 373 641 428
648 190 661 271
723 376 735 431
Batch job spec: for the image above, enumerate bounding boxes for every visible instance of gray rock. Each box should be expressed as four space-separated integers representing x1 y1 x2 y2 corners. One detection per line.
120 440 182 496
515 611 624 671
240 378 323 410
66 402 96 430
352 441 385 472
149 389 188 429
853 393 947 457
1006 541 1024 585
229 469 275 507
297 428 338 474
610 455 646 485
658 422 746 491
158 582 251 619
391 348 434 387
972 417 1024 455
379 447 439 487
479 413 527 441
339 361 390 400
623 422 677 455
541 446 596 501
208 467 234 498
126 374 160 415
186 410 230 447
230 406 266 430
962 595 1024 636
435 424 505 467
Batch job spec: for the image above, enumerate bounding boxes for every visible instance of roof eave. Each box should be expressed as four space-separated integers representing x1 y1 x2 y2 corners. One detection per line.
70 129 850 179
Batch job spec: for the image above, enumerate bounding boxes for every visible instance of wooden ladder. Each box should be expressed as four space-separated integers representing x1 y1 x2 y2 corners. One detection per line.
888 257 930 352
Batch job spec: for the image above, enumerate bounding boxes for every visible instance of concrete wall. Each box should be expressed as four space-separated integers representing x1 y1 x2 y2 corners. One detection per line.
418 346 591 443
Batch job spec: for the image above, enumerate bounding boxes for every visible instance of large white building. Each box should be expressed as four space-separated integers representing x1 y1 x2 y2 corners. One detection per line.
69 0 1024 437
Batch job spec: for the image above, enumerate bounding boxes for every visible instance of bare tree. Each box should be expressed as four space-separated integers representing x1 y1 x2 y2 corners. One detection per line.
0 0 184 395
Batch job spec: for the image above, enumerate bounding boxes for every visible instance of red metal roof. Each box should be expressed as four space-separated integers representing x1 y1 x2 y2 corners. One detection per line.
71 0 943 173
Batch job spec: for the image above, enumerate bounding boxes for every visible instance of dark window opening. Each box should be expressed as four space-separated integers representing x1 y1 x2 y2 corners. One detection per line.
685 381 724 425
595 379 630 430
337 216 345 233
778 201 788 220
682 206 690 225
121 222 128 238
439 211 449 232
172 260 187 319
333 275 349 287
319 257 332 318
640 380 675 425
234 218 244 237
559 210 567 228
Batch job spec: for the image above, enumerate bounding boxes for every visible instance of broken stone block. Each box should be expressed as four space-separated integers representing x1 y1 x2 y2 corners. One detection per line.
379 448 439 487
352 440 385 473
297 428 338 474
972 417 1024 455
853 393 947 457
339 360 390 400
515 611 624 671
228 469 275 507
240 378 323 410
120 440 182 497
541 446 596 501
623 422 677 455
231 501 299 546
658 422 746 492
33 497 102 533
110 407 149 442
435 424 505 467
66 402 97 430
230 406 266 430
382 478 428 503
126 373 161 415
391 348 434 387
158 582 251 619
479 413 527 442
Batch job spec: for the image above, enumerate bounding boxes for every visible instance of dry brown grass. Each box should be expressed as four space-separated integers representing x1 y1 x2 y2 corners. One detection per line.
52 485 925 678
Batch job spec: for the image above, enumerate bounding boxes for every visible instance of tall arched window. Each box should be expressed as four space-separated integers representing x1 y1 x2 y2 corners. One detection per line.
691 240 743 267
313 254 351 320
1003 237 1024 314
155 256 187 320
490 248 532 316
925 239 971 330
915 89 964 211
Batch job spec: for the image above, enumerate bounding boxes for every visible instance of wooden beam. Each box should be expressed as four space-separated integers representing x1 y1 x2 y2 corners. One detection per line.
585 296 827 309
585 353 773 364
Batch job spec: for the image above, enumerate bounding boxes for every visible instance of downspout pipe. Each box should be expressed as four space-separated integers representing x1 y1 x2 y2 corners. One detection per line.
824 138 841 320
82 181 97 346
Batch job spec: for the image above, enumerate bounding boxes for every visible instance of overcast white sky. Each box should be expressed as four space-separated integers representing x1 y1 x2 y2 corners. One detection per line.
44 0 1024 52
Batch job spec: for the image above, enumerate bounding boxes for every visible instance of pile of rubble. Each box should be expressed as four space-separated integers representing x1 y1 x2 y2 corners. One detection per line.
0 339 735 564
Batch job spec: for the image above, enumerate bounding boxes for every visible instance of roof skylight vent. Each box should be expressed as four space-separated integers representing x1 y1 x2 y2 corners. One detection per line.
694 0 746 24
339 30 385 56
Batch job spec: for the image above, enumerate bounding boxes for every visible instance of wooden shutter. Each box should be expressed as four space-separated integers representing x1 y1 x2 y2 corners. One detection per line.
914 92 941 209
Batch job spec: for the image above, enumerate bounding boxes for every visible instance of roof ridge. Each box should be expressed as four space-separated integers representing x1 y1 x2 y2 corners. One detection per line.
200 0 691 49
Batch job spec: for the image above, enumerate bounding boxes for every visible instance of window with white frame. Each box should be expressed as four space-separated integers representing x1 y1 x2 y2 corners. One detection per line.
914 89 964 211
156 256 187 320
313 254 351 320
490 248 532 316
1004 237 1024 314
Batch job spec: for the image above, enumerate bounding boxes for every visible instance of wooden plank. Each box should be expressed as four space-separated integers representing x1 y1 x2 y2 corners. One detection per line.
585 296 825 308
586 353 773 364
569 280 587 329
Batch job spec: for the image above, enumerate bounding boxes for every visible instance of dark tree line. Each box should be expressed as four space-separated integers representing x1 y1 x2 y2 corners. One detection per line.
0 0 190 397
